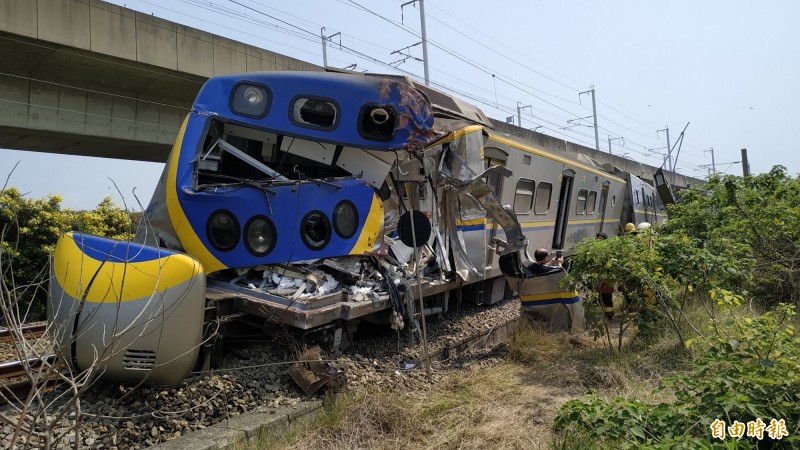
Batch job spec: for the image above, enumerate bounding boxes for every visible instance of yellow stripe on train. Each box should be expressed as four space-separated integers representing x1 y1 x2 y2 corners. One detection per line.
520 290 580 302
350 194 385 254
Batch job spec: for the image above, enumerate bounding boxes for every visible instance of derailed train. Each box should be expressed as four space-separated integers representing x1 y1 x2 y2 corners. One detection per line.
48 71 667 386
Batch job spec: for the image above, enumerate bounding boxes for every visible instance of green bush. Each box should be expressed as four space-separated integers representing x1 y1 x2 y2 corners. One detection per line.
0 188 135 320
554 303 800 449
667 166 800 306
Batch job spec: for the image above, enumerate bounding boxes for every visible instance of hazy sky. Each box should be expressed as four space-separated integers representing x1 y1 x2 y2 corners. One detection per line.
2 0 799 210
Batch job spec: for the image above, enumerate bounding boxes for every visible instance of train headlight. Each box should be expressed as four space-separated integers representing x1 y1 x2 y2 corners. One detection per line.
300 211 331 251
230 83 270 119
244 216 277 257
333 200 358 239
206 210 240 251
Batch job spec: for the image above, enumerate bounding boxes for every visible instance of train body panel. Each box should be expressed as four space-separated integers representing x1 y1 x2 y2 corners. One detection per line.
48 71 670 385
48 233 206 386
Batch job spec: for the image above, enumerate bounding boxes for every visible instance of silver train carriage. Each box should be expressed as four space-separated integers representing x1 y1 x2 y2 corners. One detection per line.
48 71 667 386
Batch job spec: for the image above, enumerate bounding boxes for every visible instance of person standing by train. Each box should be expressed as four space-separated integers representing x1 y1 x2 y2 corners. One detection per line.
623 222 637 235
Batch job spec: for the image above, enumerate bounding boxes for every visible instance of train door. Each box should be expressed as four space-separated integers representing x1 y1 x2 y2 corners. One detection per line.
553 169 575 250
641 187 651 223
596 182 610 235
483 147 507 269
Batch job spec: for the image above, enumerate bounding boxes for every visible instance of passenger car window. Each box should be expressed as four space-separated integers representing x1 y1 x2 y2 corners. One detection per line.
534 182 552 214
514 179 535 214
587 191 597 214
576 189 588 215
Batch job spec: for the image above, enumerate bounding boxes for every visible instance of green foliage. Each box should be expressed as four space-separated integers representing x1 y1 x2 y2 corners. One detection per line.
0 188 135 320
566 228 746 349
566 231 667 347
554 304 800 449
667 166 800 305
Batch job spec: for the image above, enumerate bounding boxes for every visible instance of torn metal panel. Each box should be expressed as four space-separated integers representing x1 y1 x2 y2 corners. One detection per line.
288 346 346 395
134 159 183 251
442 150 527 255
441 187 481 281
431 132 527 282
379 79 443 149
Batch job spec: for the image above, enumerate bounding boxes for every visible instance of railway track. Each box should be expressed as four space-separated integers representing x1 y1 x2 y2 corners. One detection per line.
0 356 57 405
0 324 47 344
0 326 55 405
0 297 522 448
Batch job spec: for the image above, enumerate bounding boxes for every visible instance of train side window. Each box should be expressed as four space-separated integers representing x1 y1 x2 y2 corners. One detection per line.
483 149 507 197
587 191 597 214
523 155 532 165
635 190 640 205
576 189 588 215
534 182 552 214
514 178 535 214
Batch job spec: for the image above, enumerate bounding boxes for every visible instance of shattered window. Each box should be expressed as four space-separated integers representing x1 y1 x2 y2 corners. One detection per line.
587 191 597 214
576 189 588 215
291 97 339 130
195 119 351 188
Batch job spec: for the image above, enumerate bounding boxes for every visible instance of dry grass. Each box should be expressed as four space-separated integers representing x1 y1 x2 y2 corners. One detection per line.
246 317 692 450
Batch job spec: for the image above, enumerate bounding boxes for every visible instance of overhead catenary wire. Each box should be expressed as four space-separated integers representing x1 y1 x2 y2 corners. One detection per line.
105 0 713 174
118 0 671 157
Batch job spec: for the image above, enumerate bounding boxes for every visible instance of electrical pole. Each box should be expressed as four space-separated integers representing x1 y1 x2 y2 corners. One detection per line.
320 27 340 69
579 86 600 151
419 0 429 86
401 1 430 85
741 148 750 177
517 102 532 128
705 147 717 175
607 136 623 156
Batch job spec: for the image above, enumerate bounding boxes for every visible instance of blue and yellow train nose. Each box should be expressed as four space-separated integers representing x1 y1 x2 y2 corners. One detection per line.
172 177 385 272
48 232 206 386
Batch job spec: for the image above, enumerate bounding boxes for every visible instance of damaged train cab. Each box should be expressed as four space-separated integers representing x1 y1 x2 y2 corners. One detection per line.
48 71 665 386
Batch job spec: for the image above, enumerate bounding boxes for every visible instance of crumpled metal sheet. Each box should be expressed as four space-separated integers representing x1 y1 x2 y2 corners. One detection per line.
134 162 183 251
380 80 443 149
432 132 528 282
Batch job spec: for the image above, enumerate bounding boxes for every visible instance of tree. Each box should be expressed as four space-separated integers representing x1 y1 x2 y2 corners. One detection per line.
0 189 135 320
667 166 800 306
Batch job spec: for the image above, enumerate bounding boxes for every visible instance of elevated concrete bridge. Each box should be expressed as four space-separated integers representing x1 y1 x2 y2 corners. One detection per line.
0 0 698 186
0 0 321 162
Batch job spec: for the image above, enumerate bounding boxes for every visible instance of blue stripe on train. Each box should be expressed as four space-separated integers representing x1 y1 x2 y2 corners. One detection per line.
521 296 581 307
72 234 175 263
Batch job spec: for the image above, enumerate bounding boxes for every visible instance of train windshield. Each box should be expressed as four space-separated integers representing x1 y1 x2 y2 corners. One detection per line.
195 119 353 189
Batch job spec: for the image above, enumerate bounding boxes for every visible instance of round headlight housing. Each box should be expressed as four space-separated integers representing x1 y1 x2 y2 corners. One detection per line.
300 210 331 251
333 200 359 239
244 215 277 257
230 83 270 119
207 210 240 252
243 87 263 104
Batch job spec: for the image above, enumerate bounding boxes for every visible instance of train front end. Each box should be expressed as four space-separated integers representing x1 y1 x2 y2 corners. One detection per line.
48 71 438 385
48 233 206 386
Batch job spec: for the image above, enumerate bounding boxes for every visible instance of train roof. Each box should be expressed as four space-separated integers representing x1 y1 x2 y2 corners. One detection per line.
336 70 494 128
194 71 439 151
